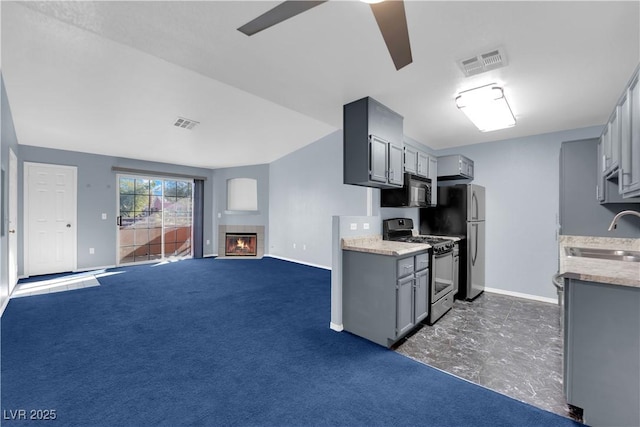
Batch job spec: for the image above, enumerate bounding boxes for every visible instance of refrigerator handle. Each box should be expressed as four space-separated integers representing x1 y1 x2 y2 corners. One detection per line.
471 223 478 265
472 191 478 221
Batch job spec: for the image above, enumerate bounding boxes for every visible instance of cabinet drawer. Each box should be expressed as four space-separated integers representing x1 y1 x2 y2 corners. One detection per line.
397 256 414 278
415 253 429 271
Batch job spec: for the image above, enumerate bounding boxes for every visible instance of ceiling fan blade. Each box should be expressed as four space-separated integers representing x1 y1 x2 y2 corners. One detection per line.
370 0 413 70
238 1 328 36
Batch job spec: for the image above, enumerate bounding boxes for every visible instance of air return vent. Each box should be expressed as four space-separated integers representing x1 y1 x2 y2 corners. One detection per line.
173 117 199 130
458 47 507 77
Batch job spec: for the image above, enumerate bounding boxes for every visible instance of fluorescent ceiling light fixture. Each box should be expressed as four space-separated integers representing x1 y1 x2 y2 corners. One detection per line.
360 0 384 4
455 84 516 132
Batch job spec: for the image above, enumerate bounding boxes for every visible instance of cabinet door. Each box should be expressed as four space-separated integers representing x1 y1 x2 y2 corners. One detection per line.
620 91 631 192
602 125 612 173
625 73 640 197
388 143 404 186
414 270 429 323
417 151 429 177
427 156 438 206
610 108 620 171
370 136 388 183
404 146 418 174
596 140 605 202
396 276 414 337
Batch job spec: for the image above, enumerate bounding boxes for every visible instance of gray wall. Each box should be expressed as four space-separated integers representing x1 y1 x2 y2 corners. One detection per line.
560 138 640 237
1 74 19 309
18 145 214 274
269 131 369 267
436 126 603 300
212 164 269 256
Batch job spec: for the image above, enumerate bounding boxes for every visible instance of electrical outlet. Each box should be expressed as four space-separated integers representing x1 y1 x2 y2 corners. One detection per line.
293 243 296 249
217 212 221 218
363 223 370 230
101 213 107 220
206 240 210 245
350 223 357 230
303 244 306 250
89 248 95 254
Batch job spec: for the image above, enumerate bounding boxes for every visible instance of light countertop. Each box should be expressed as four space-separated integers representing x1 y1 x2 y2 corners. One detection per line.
341 235 430 257
559 235 640 289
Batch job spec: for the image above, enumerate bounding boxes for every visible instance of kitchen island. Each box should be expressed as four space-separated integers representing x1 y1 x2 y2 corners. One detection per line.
559 235 640 427
342 236 431 347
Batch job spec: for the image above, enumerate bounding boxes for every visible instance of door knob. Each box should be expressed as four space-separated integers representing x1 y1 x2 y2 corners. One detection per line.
66 224 71 228
8 229 15 234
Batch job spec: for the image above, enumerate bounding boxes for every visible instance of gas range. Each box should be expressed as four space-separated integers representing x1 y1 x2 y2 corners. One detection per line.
391 235 454 255
383 218 454 255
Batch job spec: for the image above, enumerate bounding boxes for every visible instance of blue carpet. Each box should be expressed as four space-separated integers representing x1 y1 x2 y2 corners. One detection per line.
2 258 582 426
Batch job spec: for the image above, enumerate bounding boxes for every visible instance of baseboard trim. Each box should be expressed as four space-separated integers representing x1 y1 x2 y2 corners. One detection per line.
265 254 331 270
484 287 558 304
73 265 116 273
330 322 343 332
204 254 217 258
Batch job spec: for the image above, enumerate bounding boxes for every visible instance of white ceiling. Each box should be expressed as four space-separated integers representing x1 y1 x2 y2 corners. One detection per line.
2 1 639 169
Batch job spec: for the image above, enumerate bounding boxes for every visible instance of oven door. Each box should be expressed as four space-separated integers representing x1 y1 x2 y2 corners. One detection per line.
432 250 454 302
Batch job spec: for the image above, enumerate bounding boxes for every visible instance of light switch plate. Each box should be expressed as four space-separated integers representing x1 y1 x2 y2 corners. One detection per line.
350 223 357 230
363 223 370 230
101 213 107 220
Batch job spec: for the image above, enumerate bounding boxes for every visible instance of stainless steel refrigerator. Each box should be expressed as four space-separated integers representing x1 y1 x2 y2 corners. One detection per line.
419 184 485 300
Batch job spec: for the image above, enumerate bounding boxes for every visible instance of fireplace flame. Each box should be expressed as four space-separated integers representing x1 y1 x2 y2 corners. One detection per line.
236 238 247 249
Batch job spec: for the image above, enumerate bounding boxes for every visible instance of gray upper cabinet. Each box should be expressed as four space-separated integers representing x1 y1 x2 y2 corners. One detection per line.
388 143 404 186
437 154 474 181
621 70 640 198
598 64 640 202
404 145 418 174
417 151 429 177
370 136 389 183
344 97 404 189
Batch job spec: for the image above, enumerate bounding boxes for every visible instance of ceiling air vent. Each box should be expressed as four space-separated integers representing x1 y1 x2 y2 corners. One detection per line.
173 117 199 130
458 47 507 77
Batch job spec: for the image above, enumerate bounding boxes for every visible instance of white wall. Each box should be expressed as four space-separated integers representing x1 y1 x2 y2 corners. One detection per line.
436 126 602 300
269 131 369 268
1 74 19 313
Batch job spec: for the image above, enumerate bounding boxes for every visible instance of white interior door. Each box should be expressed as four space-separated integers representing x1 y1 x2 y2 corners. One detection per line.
24 162 77 276
8 148 18 294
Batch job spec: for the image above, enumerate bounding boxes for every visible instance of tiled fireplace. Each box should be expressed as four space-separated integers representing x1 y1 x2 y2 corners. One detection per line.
217 225 265 259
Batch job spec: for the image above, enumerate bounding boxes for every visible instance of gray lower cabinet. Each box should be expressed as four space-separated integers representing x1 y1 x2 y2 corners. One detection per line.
343 250 429 347
564 278 640 427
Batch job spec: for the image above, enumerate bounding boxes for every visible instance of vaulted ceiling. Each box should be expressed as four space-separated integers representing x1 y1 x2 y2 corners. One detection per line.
2 1 639 169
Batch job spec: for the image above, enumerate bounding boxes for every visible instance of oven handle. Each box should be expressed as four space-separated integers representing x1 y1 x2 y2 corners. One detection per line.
434 250 454 258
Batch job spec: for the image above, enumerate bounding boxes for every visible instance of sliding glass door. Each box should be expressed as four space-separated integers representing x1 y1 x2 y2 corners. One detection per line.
117 175 193 265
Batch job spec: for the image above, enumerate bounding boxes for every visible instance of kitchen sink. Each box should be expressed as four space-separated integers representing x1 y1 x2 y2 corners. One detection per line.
565 247 640 262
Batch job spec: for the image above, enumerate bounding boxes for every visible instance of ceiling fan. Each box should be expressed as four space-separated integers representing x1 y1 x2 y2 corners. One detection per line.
237 0 412 70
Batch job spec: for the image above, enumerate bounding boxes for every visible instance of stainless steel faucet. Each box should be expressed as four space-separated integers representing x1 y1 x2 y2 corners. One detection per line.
608 210 640 231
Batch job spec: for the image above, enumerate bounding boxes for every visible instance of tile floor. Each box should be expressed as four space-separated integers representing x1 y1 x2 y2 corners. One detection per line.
395 292 573 419
12 272 101 298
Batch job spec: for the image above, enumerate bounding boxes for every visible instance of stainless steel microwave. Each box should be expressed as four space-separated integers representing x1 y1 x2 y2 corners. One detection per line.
381 173 432 208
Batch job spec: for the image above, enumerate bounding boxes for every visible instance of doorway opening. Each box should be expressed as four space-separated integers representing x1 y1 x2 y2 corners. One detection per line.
117 175 193 265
